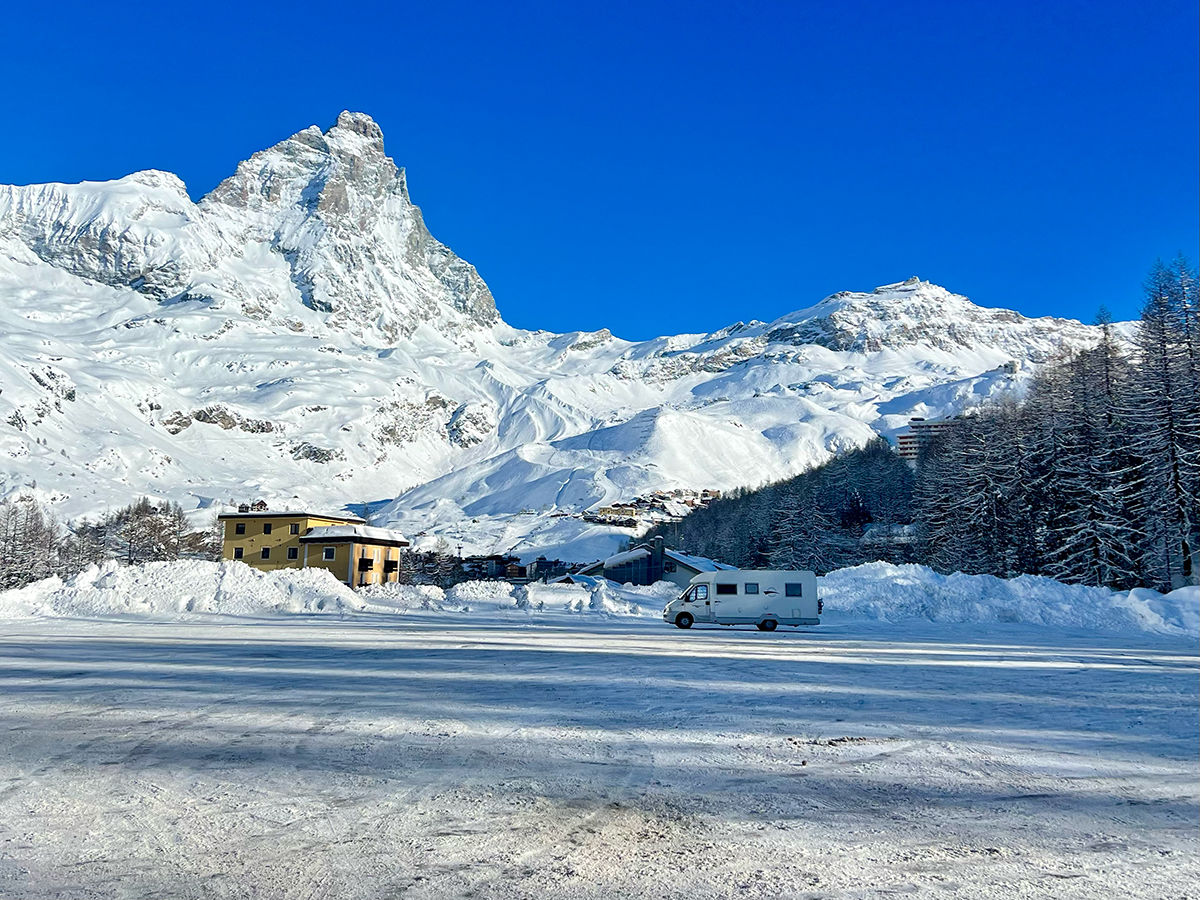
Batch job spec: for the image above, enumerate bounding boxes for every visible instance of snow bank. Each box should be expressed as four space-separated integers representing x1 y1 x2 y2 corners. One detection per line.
0 560 366 618
355 582 448 613
361 578 665 617
0 564 532 620
821 562 1200 637
3 559 1191 637
523 579 674 616
356 580 521 613
0 560 673 621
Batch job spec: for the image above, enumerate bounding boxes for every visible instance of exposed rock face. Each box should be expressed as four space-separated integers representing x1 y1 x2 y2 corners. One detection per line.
0 112 497 342
0 170 221 301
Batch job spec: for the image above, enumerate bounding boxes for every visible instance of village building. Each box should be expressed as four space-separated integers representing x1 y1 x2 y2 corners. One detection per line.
462 554 520 580
896 417 962 462
526 556 572 582
564 536 735 588
219 507 409 587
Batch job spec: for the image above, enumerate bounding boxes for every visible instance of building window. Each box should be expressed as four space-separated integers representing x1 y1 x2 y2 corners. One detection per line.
263 523 272 535
261 547 271 560
235 522 245 535
323 547 335 560
233 547 243 559
287 547 298 560
290 523 300 535
744 583 759 594
716 583 738 595
785 583 802 597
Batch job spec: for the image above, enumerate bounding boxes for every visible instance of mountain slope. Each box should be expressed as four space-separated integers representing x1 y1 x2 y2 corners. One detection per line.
0 113 1118 561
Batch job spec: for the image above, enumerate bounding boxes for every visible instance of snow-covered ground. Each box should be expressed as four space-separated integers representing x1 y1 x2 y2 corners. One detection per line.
0 564 1196 898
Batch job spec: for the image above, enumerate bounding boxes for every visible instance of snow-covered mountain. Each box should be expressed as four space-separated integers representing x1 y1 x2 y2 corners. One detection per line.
0 112 1118 561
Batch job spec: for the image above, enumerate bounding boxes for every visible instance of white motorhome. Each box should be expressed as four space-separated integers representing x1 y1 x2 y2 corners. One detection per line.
662 570 821 631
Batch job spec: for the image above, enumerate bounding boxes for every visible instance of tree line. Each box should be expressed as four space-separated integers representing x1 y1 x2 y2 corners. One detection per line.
0 496 220 590
649 258 1199 592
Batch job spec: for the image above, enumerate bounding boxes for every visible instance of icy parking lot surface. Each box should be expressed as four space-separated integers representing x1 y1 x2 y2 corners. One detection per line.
0 613 1196 899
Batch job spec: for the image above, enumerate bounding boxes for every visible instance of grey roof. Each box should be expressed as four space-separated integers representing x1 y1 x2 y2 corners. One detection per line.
299 524 409 546
218 510 365 523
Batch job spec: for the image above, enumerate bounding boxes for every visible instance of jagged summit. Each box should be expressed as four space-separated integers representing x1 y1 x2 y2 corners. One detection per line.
0 111 497 341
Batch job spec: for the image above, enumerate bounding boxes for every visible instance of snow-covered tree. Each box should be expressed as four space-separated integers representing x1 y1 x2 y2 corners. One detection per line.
1127 258 1200 588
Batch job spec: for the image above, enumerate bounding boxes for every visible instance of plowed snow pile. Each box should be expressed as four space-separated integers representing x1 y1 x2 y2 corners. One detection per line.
0 560 665 620
0 560 365 618
821 561 1199 636
0 559 1194 636
357 577 670 616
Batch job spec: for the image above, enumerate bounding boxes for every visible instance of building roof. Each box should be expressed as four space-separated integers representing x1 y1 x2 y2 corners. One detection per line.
578 545 735 575
665 549 737 572
218 510 366 523
602 547 651 567
299 524 410 546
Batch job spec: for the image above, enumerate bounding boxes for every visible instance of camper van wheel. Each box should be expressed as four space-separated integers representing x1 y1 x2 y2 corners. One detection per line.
675 612 694 629
758 619 778 632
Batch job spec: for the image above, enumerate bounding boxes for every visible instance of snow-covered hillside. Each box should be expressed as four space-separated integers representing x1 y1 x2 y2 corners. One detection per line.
0 112 1118 560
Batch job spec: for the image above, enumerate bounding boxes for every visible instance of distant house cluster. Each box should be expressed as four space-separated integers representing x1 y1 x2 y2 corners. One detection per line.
583 488 722 528
460 554 574 583
561 536 734 589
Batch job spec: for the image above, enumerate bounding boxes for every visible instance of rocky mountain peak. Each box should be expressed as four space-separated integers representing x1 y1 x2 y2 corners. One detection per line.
764 278 1098 360
202 110 400 219
0 111 499 340
331 110 386 144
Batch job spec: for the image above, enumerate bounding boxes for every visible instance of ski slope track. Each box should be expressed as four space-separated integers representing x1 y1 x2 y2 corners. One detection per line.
0 111 1121 559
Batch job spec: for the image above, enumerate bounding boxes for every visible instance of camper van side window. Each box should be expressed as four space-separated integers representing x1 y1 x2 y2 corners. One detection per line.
695 585 708 601
785 583 803 597
715 583 737 595
744 583 759 594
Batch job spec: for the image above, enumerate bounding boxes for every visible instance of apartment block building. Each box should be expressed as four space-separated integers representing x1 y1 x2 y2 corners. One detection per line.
219 507 410 587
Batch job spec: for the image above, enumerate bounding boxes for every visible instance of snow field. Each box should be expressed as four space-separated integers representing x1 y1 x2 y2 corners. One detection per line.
0 615 1194 898
0 560 1195 897
0 559 1195 637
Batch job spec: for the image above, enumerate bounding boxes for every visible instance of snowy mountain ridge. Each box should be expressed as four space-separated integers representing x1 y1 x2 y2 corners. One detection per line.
0 112 1121 561
0 111 496 342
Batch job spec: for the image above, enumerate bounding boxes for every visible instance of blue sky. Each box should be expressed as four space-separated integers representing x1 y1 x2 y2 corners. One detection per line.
2 0 1196 339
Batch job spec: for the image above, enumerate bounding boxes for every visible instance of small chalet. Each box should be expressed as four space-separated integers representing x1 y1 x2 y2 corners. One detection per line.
565 536 735 588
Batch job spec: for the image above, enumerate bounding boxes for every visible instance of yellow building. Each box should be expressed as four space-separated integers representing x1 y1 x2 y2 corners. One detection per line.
218 510 410 587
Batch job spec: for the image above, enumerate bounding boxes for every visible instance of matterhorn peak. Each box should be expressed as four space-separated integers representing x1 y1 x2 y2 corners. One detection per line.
0 111 498 341
330 110 386 142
